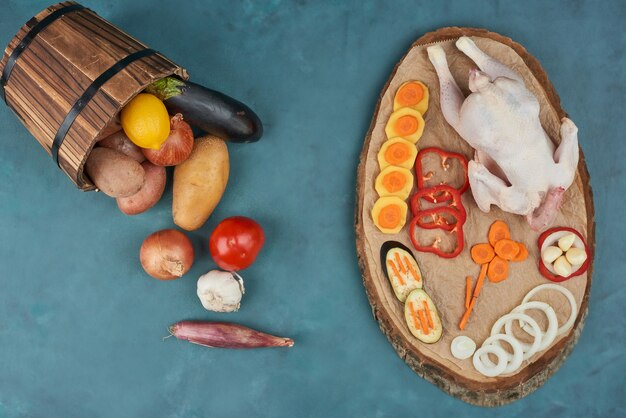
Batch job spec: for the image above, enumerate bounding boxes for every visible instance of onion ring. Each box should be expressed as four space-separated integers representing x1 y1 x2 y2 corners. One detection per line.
491 312 542 361
520 283 577 336
473 344 508 377
507 301 558 352
480 333 524 374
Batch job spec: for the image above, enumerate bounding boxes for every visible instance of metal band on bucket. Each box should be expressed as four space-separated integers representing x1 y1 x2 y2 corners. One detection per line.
51 48 158 165
0 4 86 103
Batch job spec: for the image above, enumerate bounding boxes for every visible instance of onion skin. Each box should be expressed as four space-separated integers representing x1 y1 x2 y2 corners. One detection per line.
97 130 146 163
117 162 166 215
143 114 194 166
140 229 194 280
169 321 294 349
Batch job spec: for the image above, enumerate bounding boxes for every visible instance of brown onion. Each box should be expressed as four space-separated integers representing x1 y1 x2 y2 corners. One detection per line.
140 229 194 280
97 130 146 163
116 161 166 215
143 114 194 166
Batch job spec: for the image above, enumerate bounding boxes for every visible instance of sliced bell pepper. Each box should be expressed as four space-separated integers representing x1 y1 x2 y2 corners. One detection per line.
410 184 467 230
409 207 465 258
415 147 469 203
411 202 465 232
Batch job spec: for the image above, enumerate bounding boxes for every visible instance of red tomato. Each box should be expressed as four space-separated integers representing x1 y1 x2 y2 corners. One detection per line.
209 216 265 271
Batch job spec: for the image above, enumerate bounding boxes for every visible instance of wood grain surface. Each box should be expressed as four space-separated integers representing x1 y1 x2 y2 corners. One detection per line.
0 1 187 189
355 27 595 407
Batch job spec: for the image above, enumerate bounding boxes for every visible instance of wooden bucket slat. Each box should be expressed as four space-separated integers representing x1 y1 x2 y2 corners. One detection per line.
0 2 188 189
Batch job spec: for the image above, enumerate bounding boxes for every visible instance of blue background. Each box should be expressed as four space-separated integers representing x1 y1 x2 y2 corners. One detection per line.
0 1 624 417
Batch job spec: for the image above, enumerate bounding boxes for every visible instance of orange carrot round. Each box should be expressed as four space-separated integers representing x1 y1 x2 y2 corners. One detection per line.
471 243 495 264
382 171 407 193
494 239 520 261
378 204 402 229
384 142 411 165
511 242 529 262
488 220 511 247
397 82 424 107
394 115 419 136
487 256 509 283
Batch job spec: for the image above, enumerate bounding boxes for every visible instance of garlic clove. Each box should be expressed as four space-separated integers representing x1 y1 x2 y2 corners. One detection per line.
558 233 576 252
542 246 563 264
566 247 587 266
553 255 573 277
197 270 245 312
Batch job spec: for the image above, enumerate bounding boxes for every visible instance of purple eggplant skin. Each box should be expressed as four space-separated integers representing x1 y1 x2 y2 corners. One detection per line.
146 78 263 143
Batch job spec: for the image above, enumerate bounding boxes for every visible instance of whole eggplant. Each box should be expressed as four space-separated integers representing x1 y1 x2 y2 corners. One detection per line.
146 77 263 143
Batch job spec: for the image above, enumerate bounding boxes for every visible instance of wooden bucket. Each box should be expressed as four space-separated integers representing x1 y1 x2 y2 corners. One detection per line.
0 1 188 190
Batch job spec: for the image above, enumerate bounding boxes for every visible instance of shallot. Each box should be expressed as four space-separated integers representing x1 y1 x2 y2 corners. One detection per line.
140 229 194 280
143 114 194 166
169 321 294 349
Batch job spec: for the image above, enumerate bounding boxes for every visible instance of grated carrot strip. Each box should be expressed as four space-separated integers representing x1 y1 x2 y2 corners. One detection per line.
395 253 406 274
387 260 405 285
409 301 421 330
418 309 430 335
465 276 472 309
404 256 421 281
423 300 434 329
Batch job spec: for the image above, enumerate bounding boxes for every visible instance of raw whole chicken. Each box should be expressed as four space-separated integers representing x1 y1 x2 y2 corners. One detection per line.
427 37 579 230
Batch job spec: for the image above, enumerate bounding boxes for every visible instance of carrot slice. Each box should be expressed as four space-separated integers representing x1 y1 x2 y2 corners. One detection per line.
377 204 402 229
459 297 476 330
465 276 472 309
487 256 509 283
471 243 495 264
473 263 488 297
404 256 421 281
382 171 407 193
387 260 405 285
488 220 511 247
394 252 406 274
418 309 429 334
423 300 434 329
494 239 520 261
397 82 424 107
384 142 411 165
511 242 529 262
394 115 419 136
409 301 421 330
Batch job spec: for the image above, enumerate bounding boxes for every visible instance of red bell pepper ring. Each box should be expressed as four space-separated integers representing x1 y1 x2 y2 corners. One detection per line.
537 227 590 282
410 184 467 227
415 147 469 203
409 207 465 258
411 201 465 232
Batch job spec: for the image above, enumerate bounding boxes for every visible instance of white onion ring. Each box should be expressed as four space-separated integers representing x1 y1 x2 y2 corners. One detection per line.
480 333 524 375
473 344 508 377
507 301 558 352
491 312 542 361
520 283 577 336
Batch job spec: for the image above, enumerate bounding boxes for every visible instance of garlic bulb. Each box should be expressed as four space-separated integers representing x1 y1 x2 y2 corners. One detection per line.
197 270 245 312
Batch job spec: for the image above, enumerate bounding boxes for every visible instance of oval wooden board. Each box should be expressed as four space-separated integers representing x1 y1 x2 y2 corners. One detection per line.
355 27 595 407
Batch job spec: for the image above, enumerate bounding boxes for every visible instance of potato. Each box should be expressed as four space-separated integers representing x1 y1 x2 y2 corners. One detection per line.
116 162 166 215
173 135 229 230
97 130 145 163
85 148 145 198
